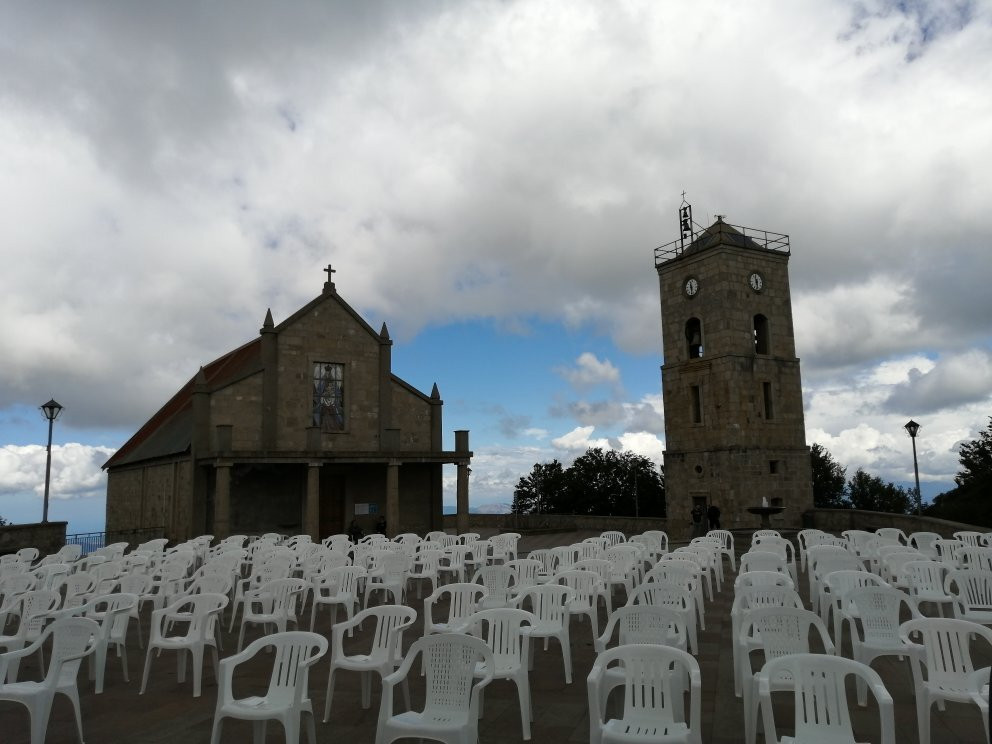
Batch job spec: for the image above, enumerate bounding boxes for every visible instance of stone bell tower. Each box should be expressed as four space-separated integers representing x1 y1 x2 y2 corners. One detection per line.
655 206 813 535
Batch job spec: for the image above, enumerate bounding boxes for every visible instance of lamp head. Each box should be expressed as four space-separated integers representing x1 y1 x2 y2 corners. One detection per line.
904 419 920 438
40 398 63 422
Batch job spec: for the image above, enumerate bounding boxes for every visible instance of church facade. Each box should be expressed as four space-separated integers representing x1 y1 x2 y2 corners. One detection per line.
103 269 471 542
656 214 814 534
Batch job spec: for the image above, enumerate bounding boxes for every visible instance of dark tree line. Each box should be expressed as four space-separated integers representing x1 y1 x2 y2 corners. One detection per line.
511 447 666 518
926 416 992 526
811 443 913 514
811 417 992 526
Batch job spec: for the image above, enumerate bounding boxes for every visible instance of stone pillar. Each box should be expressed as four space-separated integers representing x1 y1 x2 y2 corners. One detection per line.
386 461 400 538
213 463 232 539
456 462 470 535
260 309 278 450
305 463 320 541
455 430 470 535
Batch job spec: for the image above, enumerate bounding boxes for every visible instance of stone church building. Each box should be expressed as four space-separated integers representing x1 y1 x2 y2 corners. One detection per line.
103 268 471 542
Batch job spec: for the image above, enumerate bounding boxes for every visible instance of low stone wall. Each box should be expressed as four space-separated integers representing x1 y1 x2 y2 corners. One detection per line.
804 508 984 538
441 513 668 535
0 521 68 556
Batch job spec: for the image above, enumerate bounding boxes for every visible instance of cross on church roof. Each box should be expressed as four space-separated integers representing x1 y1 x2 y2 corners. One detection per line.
323 263 337 293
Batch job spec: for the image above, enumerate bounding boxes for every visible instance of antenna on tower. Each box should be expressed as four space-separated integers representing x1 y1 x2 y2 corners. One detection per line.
678 191 694 252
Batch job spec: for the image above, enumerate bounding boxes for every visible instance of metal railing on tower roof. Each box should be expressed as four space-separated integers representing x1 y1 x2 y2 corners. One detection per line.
655 220 790 266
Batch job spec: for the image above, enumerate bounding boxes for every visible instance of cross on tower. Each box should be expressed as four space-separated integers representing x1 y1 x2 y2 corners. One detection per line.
324 264 336 281
323 264 337 292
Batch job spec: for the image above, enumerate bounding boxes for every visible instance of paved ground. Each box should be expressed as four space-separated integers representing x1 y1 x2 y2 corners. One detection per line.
2 530 990 743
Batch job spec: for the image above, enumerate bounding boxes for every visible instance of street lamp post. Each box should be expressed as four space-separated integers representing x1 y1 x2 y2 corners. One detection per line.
904 419 921 517
40 398 63 523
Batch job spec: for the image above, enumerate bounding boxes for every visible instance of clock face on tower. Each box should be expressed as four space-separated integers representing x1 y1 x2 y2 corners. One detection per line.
684 277 699 297
748 272 764 292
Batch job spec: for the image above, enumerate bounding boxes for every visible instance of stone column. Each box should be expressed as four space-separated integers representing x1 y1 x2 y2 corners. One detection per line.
213 463 232 539
456 462 470 535
305 463 320 540
386 461 400 538
455 430 470 534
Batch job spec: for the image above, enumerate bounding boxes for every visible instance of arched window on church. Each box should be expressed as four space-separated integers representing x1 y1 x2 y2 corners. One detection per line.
753 314 769 355
685 318 703 359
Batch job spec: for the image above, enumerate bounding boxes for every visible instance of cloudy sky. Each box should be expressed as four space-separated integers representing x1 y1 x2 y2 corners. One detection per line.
2 0 990 532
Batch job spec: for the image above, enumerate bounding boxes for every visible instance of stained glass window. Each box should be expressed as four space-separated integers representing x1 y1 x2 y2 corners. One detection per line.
313 362 345 431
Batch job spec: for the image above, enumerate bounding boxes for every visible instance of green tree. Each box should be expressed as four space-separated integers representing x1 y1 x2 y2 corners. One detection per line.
511 460 568 515
926 417 992 526
846 468 912 514
955 416 992 488
810 443 849 509
512 448 665 517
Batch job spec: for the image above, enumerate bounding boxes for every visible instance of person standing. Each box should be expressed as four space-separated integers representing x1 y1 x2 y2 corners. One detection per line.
690 503 706 537
707 503 721 531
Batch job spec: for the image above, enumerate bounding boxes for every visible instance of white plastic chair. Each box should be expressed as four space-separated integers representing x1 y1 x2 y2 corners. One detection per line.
323 605 416 721
956 530 986 548
423 583 487 636
140 592 228 697
0 589 62 682
210 630 327 744
945 568 992 626
467 607 536 740
505 558 542 598
751 537 797 580
237 577 306 651
628 581 699 655
730 585 804 698
820 569 888 646
756 653 894 744
15 548 40 566
876 527 908 544
309 565 366 632
375 632 494 744
642 530 669 558
525 549 556 584
900 617 992 744
0 616 99 744
844 585 920 705
809 551 862 616
574 558 614 614
85 592 138 693
472 564 517 609
407 549 441 600
734 570 794 592
649 559 707 630
707 529 737 572
796 529 830 574
587 643 701 744
903 559 954 617
739 606 835 744
555 569 607 644
512 584 575 684
605 545 644 603
437 545 471 585
363 552 410 609
909 531 942 559
228 551 294 632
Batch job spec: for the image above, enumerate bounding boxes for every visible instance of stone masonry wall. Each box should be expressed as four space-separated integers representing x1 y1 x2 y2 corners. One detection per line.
275 299 382 451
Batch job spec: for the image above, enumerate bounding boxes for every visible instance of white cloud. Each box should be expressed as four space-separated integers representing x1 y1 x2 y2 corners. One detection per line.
557 352 621 389
885 350 992 414
552 426 611 452
0 443 115 500
617 431 666 466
